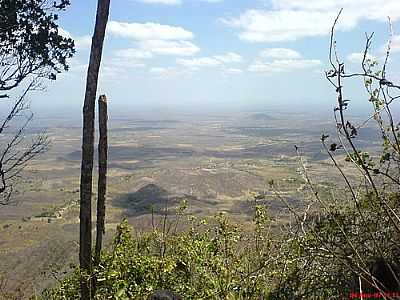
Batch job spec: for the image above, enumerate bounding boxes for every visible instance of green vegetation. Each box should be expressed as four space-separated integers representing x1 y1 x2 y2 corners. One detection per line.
39 190 400 299
41 204 277 299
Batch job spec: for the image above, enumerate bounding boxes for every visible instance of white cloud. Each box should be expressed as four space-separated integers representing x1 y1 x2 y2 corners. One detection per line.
248 48 321 73
271 0 400 21
249 59 321 73
214 52 243 63
108 21 199 61
148 67 177 78
108 23 200 75
114 48 153 59
174 51 243 71
221 10 349 42
347 52 377 64
136 0 221 4
225 68 243 74
108 21 194 40
390 35 400 54
103 49 149 79
100 58 146 81
137 0 182 5
221 0 400 43
260 48 302 59
149 67 170 74
177 57 222 68
175 52 243 70
107 58 146 70
139 40 200 56
148 67 192 79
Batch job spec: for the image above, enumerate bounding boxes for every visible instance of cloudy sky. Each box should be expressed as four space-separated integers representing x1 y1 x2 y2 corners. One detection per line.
32 0 400 114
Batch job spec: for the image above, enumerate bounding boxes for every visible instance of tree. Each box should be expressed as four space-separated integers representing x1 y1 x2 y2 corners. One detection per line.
94 95 108 273
0 0 75 204
79 0 110 299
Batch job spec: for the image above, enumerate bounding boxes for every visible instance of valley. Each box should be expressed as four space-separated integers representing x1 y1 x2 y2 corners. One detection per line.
0 110 373 297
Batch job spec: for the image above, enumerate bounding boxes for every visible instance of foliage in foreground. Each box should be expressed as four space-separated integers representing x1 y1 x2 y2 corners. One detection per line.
39 188 400 300
41 205 279 300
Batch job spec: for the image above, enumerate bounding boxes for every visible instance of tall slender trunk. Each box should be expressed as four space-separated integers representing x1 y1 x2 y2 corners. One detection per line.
79 1 110 299
94 94 108 267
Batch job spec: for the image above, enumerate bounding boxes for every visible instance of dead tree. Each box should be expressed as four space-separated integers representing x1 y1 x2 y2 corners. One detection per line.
0 82 50 204
94 95 108 271
79 0 110 299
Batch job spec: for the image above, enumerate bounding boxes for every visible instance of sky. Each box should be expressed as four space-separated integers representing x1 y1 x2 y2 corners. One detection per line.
31 0 400 115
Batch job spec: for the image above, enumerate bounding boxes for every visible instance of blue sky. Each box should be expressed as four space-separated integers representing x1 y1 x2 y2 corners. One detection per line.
32 0 400 114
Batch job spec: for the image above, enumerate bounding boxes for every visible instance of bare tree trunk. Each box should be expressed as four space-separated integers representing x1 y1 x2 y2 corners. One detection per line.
94 94 108 268
79 1 110 299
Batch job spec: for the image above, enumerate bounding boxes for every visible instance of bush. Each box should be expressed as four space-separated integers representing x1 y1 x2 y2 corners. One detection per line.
41 206 277 300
